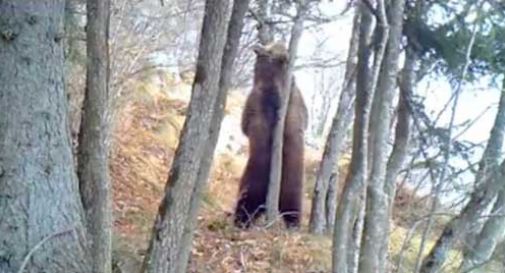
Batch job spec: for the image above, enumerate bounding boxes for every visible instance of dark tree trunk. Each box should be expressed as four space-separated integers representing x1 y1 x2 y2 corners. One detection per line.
177 0 251 272
0 1 91 272
325 172 339 232
77 0 112 272
140 1 230 272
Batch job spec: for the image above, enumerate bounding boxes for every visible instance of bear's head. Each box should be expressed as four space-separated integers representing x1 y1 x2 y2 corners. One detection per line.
253 42 289 80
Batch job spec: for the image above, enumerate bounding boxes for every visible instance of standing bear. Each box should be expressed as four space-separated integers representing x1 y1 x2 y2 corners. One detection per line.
234 42 308 228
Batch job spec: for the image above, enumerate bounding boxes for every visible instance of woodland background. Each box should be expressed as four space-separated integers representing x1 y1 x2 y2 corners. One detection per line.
1 0 505 273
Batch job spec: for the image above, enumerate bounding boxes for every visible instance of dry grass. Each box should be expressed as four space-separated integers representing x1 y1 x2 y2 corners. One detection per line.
109 73 500 273
109 77 336 272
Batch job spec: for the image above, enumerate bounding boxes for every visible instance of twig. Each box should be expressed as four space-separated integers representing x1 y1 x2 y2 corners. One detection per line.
239 247 248 271
413 3 483 271
17 227 77 273
263 211 300 229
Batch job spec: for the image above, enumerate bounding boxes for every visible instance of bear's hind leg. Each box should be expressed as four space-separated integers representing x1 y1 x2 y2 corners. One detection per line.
279 136 304 229
233 159 269 228
234 191 266 228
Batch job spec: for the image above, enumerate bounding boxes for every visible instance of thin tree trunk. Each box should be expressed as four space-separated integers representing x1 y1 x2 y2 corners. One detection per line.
140 1 230 272
77 0 112 272
309 10 359 235
176 1 251 272
331 3 374 272
256 0 274 45
419 6 483 272
380 47 415 271
266 0 307 225
0 1 91 272
359 0 405 272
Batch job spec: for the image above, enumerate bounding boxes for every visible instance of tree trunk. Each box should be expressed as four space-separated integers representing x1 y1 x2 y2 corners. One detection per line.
331 3 374 272
460 80 505 271
461 185 505 272
256 0 274 45
265 0 307 225
77 0 112 272
348 198 366 273
176 1 251 272
358 0 405 272
0 1 91 272
379 47 415 271
325 172 339 232
140 1 230 272
309 10 359 235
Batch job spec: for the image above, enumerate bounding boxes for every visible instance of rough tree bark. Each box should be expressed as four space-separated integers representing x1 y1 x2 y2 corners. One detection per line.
176 1 251 272
309 10 359 235
140 1 230 272
379 47 415 271
0 1 91 272
419 8 484 272
77 0 112 272
265 0 308 225
358 0 405 272
331 3 374 272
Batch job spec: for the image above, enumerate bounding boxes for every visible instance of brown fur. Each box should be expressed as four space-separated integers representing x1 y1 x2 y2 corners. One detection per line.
234 42 308 228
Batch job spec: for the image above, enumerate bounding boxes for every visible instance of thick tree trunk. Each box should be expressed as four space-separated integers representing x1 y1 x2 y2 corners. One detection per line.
77 0 112 272
331 3 374 272
309 11 359 235
358 0 405 272
265 1 307 225
176 1 251 272
0 1 91 272
140 1 230 272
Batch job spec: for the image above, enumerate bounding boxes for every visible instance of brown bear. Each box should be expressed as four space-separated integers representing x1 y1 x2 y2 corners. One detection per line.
233 42 308 229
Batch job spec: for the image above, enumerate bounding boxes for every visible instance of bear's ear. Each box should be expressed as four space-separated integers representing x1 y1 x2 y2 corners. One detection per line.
253 44 268 56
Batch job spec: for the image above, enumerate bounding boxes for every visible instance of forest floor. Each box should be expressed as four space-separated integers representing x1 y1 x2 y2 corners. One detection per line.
108 75 481 273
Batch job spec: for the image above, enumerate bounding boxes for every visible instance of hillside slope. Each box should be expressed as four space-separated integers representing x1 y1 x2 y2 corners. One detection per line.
109 75 475 273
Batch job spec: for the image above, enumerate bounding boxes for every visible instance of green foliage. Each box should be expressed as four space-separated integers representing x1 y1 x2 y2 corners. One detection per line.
405 0 505 84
